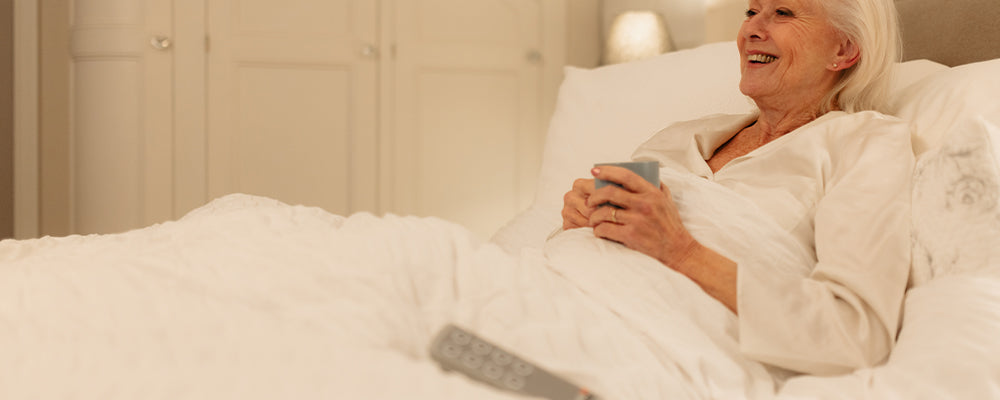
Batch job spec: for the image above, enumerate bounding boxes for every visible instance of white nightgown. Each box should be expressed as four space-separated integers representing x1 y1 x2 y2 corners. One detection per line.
631 110 915 375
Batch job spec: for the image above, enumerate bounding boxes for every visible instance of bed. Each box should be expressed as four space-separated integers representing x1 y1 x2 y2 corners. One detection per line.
4 1 1000 399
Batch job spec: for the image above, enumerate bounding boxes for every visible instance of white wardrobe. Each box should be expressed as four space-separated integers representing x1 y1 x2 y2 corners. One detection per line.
71 0 566 238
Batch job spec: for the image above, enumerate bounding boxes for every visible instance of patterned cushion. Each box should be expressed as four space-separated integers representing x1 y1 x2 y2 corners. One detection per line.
911 113 1000 285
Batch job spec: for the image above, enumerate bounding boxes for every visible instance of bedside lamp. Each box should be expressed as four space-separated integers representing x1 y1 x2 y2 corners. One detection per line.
603 11 673 65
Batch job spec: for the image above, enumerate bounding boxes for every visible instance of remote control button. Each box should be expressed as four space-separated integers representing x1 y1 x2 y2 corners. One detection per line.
470 339 493 356
490 351 513 366
481 362 504 381
449 329 472 346
461 353 484 369
441 343 463 359
512 360 534 376
503 373 526 390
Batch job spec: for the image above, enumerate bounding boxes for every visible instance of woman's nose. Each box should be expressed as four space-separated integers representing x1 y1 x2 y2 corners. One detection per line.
741 16 769 41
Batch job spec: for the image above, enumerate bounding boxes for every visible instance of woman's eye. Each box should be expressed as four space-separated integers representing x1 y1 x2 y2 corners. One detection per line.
745 9 758 18
776 8 794 17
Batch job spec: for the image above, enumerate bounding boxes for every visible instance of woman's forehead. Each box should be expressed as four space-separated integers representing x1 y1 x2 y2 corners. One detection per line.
748 0 815 9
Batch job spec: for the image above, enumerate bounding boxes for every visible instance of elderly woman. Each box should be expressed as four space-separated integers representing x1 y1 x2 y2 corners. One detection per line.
561 0 912 376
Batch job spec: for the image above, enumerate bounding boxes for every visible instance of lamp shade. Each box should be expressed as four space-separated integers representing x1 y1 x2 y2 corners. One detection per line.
604 11 673 65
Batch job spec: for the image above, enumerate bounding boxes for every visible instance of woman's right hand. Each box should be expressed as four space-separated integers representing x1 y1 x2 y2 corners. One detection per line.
561 178 598 230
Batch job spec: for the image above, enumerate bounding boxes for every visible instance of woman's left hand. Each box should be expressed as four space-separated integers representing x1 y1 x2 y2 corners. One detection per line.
586 166 699 268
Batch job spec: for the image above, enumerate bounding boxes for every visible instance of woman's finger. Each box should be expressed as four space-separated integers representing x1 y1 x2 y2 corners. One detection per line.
592 219 627 245
572 178 596 196
589 205 625 227
561 199 591 229
562 178 599 229
587 185 632 210
562 209 590 229
566 192 596 218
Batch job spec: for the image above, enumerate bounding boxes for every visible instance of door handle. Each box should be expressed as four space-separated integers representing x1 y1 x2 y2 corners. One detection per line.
150 35 172 51
361 44 379 58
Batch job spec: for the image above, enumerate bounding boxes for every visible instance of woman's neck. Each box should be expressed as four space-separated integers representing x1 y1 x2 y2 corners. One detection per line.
753 102 828 141
706 102 833 173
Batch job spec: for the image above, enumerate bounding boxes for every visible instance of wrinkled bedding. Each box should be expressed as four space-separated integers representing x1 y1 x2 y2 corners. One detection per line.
0 167 809 399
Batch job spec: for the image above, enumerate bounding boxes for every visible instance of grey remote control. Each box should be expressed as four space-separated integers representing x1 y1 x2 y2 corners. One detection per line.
429 324 602 400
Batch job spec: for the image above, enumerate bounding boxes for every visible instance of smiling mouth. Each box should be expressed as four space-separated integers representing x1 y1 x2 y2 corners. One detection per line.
748 54 778 64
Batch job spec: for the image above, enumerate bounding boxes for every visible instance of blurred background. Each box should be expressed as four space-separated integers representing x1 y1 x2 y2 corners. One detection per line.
4 0 748 240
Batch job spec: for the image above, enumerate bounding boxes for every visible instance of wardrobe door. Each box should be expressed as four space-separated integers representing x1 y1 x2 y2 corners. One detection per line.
388 0 547 238
69 0 176 234
206 0 379 215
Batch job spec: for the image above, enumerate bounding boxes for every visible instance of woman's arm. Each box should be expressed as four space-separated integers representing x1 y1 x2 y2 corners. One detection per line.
736 120 915 375
586 116 915 375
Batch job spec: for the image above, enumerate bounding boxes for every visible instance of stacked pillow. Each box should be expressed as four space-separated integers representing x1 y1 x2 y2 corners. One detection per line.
899 59 1000 283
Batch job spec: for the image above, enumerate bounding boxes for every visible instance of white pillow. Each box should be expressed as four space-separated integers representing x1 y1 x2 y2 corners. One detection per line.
911 111 1000 284
533 41 751 208
778 271 1000 398
534 40 949 208
891 58 1000 284
890 59 1000 156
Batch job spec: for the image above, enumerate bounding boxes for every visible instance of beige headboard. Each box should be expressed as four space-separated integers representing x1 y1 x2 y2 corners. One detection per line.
897 0 1000 66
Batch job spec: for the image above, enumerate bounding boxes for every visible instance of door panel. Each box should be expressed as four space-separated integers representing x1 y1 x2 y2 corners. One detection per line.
235 0 349 34
413 70 521 236
232 66 352 210
207 0 378 215
391 0 543 238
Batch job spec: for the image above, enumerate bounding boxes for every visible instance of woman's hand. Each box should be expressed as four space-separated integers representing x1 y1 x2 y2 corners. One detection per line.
581 165 739 313
561 178 599 230
586 166 699 268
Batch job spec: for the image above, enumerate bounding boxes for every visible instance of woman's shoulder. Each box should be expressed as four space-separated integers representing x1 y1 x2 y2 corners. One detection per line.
817 110 910 136
810 110 913 151
814 110 915 180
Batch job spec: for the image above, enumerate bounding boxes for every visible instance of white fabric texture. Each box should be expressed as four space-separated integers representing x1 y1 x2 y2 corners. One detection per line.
0 187 807 399
632 110 914 375
912 112 1000 281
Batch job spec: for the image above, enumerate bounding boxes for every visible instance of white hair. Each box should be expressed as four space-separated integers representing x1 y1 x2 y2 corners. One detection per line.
819 0 903 114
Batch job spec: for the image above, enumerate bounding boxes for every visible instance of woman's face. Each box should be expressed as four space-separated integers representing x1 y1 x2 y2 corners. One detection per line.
737 0 847 110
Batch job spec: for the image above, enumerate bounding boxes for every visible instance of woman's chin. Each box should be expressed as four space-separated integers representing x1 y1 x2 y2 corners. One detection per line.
738 82 765 101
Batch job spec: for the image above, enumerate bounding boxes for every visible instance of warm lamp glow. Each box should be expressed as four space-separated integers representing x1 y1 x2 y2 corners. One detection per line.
604 11 673 65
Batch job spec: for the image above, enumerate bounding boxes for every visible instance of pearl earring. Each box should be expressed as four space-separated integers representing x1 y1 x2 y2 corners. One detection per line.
833 63 839 69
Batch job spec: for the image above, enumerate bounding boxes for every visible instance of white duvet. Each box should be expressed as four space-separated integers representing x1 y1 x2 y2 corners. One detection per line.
0 167 811 400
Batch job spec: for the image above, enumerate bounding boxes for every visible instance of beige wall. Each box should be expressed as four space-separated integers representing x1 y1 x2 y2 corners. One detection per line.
567 0 603 68
705 0 745 43
1 0 12 239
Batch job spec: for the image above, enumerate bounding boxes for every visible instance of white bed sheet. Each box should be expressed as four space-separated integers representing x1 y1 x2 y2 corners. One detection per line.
1 160 820 399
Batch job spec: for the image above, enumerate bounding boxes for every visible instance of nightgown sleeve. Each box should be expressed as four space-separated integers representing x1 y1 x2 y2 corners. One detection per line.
736 116 915 375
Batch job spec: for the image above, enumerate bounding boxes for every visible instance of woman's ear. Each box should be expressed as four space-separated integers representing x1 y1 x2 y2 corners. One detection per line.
831 39 860 71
